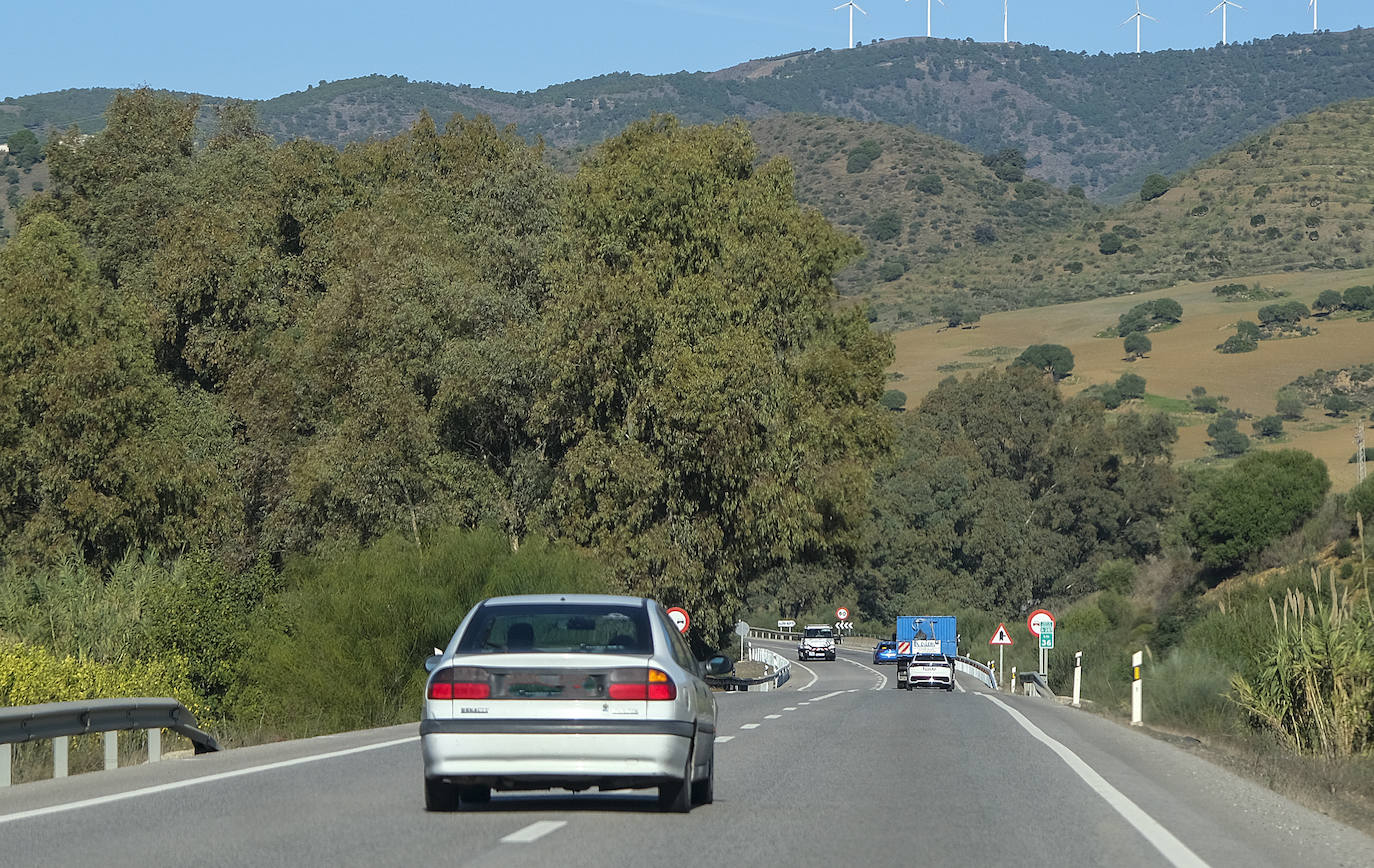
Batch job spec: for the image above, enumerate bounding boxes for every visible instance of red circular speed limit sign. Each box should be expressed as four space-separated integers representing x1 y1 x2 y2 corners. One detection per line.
836 607 850 621
1027 609 1055 637
666 607 691 633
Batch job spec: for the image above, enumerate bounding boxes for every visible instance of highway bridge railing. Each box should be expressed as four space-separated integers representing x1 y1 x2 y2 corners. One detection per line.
0 697 221 787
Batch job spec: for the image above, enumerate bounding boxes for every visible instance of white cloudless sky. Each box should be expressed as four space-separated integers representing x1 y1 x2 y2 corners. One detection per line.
4 1 1369 101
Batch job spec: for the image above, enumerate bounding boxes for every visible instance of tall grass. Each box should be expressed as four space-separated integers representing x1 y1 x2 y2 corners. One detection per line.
1230 568 1374 757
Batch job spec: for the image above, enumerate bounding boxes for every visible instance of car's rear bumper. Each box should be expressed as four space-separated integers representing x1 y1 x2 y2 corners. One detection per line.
909 674 953 688
420 719 697 790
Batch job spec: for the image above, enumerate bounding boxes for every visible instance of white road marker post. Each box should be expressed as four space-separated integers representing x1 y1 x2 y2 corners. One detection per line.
1131 650 1143 726
1072 651 1082 708
1010 666 1016 694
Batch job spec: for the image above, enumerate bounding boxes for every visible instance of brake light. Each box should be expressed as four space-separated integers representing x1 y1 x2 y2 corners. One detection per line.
606 668 677 701
427 667 491 700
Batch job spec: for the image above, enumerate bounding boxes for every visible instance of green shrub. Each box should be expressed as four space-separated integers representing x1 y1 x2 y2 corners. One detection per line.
1096 559 1136 594
0 639 202 716
1188 450 1331 570
235 527 609 737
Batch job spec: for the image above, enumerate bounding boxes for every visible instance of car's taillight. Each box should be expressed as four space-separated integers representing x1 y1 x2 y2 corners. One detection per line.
606 668 677 701
427 667 491 700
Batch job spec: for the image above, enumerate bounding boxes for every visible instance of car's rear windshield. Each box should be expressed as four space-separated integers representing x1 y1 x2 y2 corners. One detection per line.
456 603 653 654
912 654 947 662
804 627 832 638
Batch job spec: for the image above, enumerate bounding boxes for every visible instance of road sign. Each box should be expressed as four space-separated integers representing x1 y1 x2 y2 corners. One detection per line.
1027 609 1055 637
734 620 750 637
777 619 796 629
835 607 850 621
666 607 690 633
1039 627 1054 649
989 623 1013 646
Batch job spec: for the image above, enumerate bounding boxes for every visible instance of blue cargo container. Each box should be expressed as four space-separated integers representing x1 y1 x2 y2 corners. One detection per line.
895 616 958 658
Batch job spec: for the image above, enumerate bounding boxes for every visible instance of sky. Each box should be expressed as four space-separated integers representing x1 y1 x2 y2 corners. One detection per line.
4 1 1370 101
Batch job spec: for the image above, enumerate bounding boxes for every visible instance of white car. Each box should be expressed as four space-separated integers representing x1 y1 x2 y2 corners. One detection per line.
902 653 955 691
797 624 836 661
420 594 729 812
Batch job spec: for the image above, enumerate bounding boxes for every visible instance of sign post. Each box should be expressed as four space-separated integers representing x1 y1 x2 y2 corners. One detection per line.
1027 609 1055 679
989 623 1013 690
1131 650 1143 726
735 620 750 658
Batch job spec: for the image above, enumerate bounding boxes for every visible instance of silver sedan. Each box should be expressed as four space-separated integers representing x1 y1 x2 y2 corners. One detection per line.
420 594 730 812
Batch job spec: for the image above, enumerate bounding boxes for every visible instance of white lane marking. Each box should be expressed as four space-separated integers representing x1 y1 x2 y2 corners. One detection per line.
740 723 761 730
836 648 890 690
501 820 567 843
764 714 781 719
954 676 967 693
812 690 845 702
0 736 419 826
715 735 735 743
791 658 820 690
980 695 1208 868
783 707 798 711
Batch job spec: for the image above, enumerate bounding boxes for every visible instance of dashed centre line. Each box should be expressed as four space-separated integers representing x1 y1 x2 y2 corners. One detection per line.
715 735 735 743
783 706 798 711
501 821 567 844
740 723 761 730
764 714 781 719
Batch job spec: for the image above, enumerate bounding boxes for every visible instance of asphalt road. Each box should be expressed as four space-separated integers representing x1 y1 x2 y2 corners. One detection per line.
3 640 1372 867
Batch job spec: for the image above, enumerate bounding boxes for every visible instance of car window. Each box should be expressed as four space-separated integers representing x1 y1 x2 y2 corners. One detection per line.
456 603 653 654
804 627 832 638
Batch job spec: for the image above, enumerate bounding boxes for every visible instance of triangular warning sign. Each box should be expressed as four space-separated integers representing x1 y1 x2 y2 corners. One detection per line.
989 623 1013 645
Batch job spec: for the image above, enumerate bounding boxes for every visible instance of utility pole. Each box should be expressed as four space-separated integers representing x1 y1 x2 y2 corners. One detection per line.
1358 422 1367 484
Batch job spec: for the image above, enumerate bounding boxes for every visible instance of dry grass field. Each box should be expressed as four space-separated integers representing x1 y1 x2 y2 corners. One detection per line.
889 266 1374 491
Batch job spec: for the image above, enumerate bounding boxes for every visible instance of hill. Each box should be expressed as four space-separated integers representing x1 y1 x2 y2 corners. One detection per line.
747 114 1100 310
888 264 1374 490
7 29 1374 199
870 97 1374 327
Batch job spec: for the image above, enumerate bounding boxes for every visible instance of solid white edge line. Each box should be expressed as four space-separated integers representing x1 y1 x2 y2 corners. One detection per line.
980 695 1209 868
836 652 890 690
501 820 567 843
0 735 419 826
791 658 820 691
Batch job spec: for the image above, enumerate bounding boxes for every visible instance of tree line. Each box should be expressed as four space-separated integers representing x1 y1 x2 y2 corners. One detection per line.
1 90 890 643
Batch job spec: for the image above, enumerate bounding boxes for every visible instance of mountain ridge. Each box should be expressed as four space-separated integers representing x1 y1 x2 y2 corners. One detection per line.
6 28 1374 199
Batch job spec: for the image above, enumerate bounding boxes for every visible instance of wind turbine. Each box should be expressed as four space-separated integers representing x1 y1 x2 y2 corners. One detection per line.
906 0 946 40
835 0 867 48
1208 0 1243 45
1309 0 1318 33
1121 0 1157 54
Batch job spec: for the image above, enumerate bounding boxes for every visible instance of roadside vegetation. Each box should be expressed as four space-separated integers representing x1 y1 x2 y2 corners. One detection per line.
3 90 1373 813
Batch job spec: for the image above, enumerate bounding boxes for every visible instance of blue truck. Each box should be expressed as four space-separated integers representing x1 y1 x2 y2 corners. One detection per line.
894 616 958 691
895 615 958 658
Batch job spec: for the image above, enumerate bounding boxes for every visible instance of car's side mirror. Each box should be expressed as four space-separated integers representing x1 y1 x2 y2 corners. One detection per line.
704 656 731 676
424 653 443 673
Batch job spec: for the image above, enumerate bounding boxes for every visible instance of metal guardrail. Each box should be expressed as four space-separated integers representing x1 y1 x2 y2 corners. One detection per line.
952 656 998 690
745 646 791 690
0 697 220 787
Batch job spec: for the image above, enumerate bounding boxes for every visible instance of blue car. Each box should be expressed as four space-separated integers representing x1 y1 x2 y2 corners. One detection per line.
873 640 900 664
